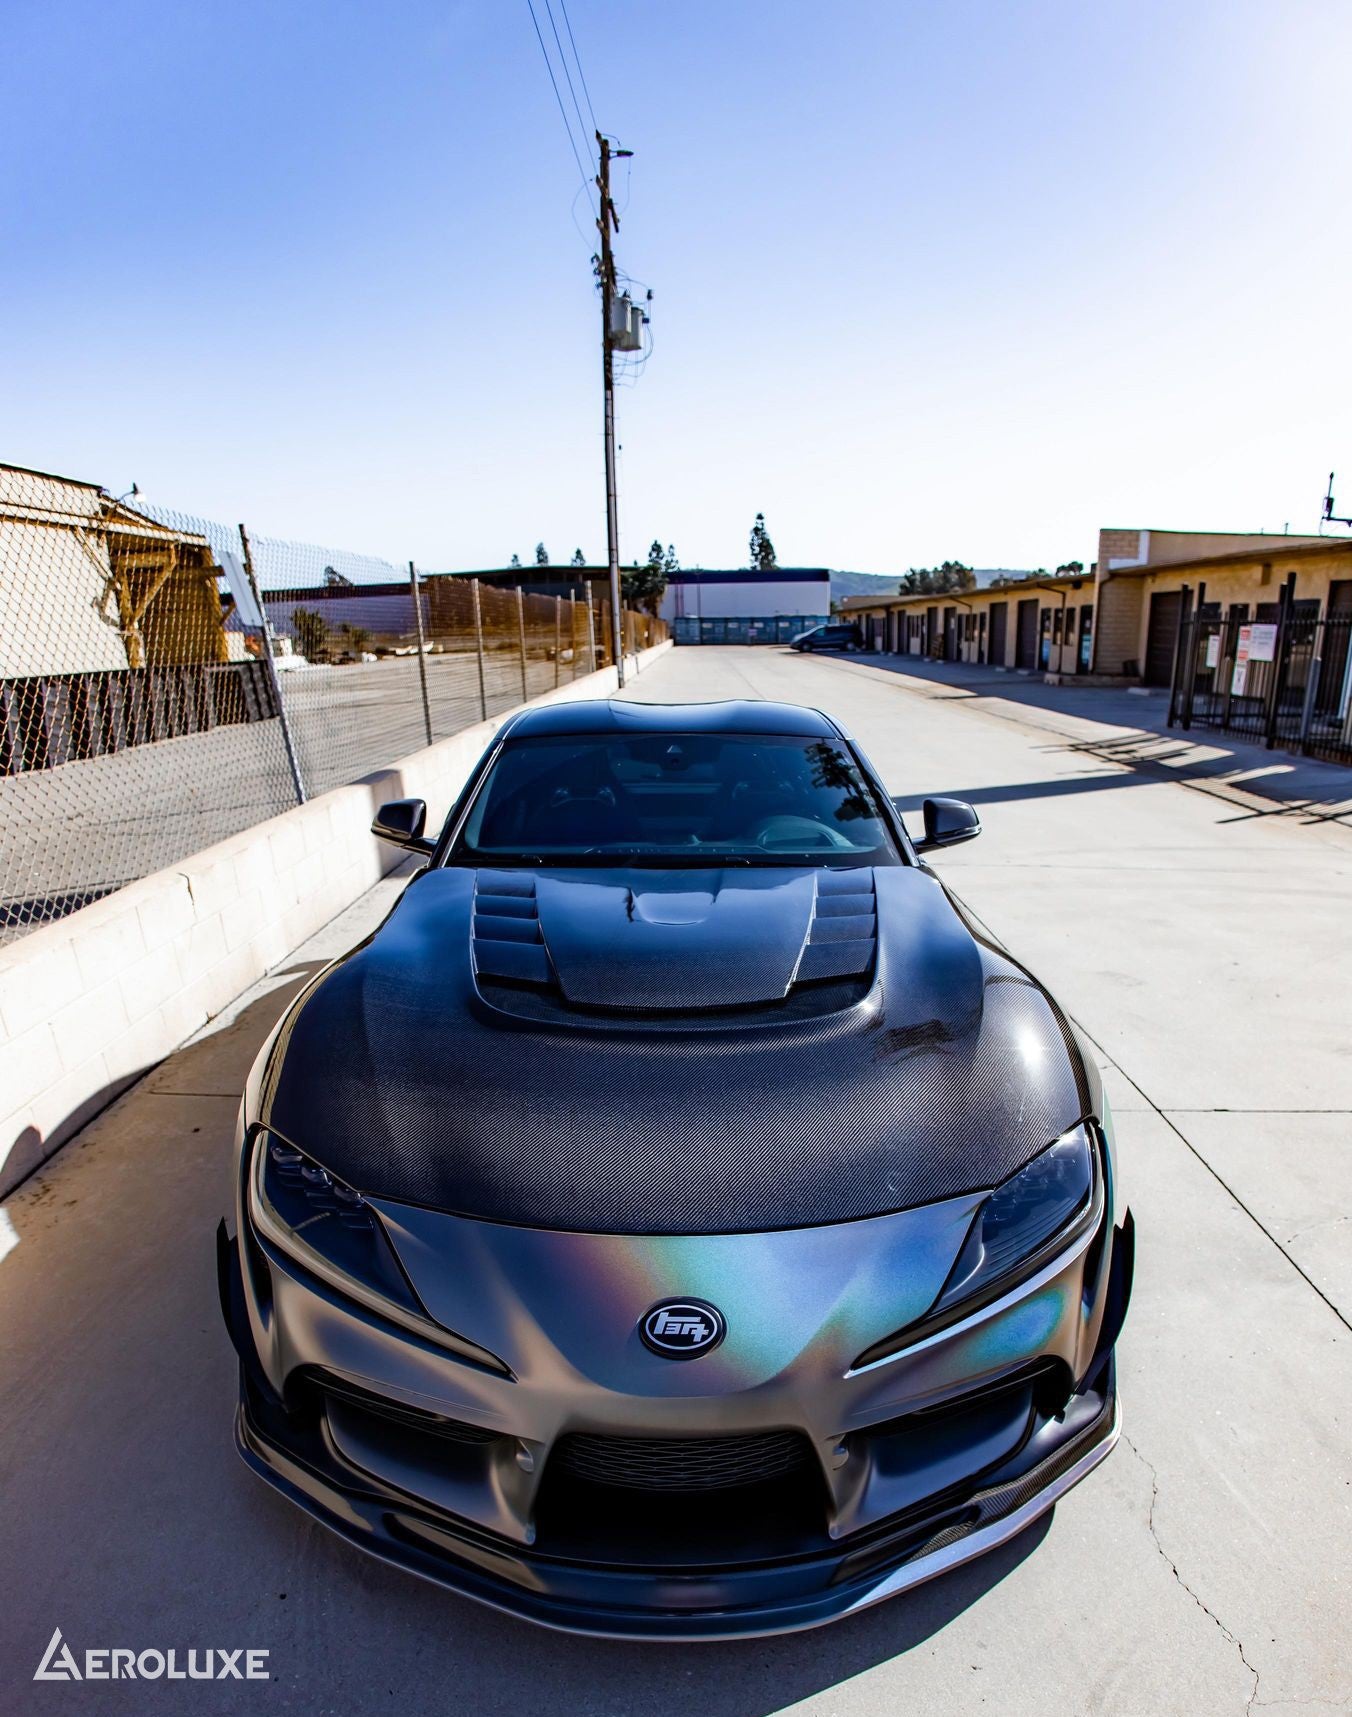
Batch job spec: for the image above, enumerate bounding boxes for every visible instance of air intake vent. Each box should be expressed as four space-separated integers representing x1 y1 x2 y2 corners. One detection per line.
472 871 553 987
795 870 876 984
553 1429 813 1492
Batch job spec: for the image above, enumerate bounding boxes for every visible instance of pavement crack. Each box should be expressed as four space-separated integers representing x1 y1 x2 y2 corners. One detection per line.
1125 1433 1261 1711
1283 1213 1352 1248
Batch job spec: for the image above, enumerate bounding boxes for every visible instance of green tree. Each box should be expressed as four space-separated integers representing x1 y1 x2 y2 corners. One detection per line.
1055 560 1084 576
899 560 976 595
534 542 550 566
748 513 777 571
663 543 680 576
570 547 586 566
290 606 328 661
990 567 1048 588
509 552 522 568
339 622 373 658
621 539 669 616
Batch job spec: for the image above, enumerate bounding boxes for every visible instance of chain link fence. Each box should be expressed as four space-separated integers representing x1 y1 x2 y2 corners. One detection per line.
0 465 666 944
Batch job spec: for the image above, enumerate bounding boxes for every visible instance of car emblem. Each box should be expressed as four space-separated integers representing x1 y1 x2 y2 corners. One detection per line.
639 1298 726 1360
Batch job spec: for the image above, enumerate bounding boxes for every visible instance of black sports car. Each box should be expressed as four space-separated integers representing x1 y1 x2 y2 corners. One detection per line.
219 697 1132 1639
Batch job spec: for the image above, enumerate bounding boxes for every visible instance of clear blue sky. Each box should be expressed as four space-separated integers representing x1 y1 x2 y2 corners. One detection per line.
4 0 1350 575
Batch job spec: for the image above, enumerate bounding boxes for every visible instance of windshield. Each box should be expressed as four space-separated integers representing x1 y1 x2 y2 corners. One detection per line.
451 732 901 866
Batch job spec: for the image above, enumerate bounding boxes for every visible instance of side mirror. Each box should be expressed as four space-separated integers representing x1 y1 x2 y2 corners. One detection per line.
371 798 434 853
907 795 981 854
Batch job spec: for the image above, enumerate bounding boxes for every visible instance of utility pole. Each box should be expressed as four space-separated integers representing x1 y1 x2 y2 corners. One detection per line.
596 133 632 687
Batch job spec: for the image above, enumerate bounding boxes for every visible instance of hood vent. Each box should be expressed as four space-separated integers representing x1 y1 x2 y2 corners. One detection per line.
795 870 877 984
472 871 553 988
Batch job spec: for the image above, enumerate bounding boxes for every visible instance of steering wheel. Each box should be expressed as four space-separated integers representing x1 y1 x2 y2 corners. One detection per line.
752 814 855 852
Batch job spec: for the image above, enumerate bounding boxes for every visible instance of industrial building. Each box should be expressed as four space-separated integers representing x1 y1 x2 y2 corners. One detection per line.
660 568 831 643
256 579 425 654
840 567 1095 676
1088 528 1352 683
840 527 1352 691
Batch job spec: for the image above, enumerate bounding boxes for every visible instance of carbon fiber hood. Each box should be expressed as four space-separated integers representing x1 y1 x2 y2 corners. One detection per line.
258 864 1090 1233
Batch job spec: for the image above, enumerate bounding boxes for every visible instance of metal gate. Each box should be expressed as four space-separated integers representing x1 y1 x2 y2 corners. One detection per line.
1168 598 1352 765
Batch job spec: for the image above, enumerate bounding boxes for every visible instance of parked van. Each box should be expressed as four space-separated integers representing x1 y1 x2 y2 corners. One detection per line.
790 622 861 653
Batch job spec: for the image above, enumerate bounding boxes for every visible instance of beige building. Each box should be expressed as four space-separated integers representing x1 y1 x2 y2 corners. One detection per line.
1089 527 1352 684
841 528 1352 691
840 567 1096 677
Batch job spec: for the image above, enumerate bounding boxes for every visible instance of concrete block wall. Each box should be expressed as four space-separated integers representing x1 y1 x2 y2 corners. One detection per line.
1092 531 1148 676
0 642 672 1198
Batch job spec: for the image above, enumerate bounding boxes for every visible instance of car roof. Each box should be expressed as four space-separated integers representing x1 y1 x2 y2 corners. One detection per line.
506 699 844 739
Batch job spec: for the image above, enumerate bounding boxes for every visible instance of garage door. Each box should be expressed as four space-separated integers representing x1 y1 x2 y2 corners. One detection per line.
988 601 1008 666
1144 590 1184 686
1014 599 1039 669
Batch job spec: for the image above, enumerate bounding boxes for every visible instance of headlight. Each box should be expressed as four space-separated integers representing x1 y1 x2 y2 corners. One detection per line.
247 1129 508 1375
930 1122 1099 1319
850 1122 1102 1372
250 1129 425 1319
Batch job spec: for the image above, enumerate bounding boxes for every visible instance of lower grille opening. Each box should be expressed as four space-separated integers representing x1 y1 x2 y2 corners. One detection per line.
535 1429 828 1567
553 1429 812 1492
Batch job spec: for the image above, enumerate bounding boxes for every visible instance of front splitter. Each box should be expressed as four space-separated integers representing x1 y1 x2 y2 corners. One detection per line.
235 1388 1119 1641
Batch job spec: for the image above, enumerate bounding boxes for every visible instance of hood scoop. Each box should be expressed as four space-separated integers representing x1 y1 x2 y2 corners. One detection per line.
524 867 876 1013
472 868 878 1018
536 869 817 1010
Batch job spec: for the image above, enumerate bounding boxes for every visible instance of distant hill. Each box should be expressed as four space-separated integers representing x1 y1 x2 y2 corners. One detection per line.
830 568 1037 604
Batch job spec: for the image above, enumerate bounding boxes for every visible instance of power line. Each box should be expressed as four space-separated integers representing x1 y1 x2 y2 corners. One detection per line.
542 0 593 174
524 0 594 208
556 0 599 136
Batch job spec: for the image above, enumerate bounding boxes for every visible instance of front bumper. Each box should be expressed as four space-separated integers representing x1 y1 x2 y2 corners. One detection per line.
218 1209 1132 1640
234 1361 1118 1640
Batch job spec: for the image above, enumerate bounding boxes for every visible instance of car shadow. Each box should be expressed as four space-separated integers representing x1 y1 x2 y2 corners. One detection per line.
281 1504 1055 1713
890 773 1148 813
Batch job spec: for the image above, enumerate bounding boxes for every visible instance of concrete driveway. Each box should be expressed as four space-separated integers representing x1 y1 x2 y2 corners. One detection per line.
2 646 1348 1714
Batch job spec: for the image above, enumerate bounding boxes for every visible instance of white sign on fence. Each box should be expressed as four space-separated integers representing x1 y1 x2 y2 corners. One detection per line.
1231 624 1252 696
1248 622 1278 663
1205 635 1220 668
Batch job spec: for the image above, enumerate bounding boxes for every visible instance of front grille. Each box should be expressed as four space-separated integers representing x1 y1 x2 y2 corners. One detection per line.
553 1429 813 1492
